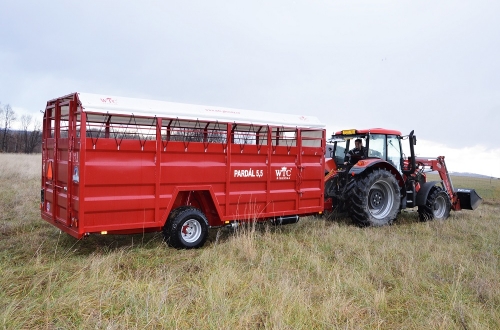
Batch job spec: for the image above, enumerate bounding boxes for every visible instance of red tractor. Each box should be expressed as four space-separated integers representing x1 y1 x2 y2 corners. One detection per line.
324 128 482 226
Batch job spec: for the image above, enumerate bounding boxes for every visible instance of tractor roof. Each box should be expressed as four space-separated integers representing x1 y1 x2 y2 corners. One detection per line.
334 128 402 136
68 92 325 129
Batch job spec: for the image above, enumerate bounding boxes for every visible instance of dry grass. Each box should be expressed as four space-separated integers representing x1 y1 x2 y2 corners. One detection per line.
1 154 499 329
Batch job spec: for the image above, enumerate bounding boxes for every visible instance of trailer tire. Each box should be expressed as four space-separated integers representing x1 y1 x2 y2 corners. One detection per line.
418 187 451 221
163 207 209 249
346 168 400 226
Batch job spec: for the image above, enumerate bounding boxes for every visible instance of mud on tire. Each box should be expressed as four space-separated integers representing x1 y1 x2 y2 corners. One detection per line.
163 207 209 249
418 186 451 221
346 168 401 227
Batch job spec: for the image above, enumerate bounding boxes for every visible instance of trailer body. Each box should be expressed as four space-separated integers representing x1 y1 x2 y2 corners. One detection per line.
41 93 325 246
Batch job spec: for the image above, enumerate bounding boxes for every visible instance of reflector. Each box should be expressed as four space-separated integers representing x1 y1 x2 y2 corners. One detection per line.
47 161 53 180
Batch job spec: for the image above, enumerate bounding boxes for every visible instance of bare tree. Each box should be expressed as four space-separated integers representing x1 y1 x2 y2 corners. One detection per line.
1 104 17 152
18 114 41 153
21 115 31 153
27 120 42 153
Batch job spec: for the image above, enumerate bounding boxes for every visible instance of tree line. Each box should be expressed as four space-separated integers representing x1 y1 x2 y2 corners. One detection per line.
0 102 42 153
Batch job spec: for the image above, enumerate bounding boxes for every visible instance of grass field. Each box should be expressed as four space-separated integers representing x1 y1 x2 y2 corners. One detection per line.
1 154 499 329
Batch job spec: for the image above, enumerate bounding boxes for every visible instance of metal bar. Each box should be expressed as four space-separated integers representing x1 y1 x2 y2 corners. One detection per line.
52 100 60 223
79 111 87 236
155 117 162 224
225 123 232 216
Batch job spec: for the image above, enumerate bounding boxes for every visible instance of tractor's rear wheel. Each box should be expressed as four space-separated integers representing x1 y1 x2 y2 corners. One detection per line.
163 207 209 249
346 168 400 226
418 187 451 221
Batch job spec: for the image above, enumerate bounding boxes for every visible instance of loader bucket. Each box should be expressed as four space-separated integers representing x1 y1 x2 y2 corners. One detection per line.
455 188 483 210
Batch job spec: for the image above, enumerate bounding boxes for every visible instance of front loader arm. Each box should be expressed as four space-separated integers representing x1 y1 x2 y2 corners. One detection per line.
414 155 483 211
414 156 459 210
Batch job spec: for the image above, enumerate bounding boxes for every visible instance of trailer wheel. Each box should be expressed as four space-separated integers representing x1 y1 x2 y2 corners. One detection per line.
163 207 209 249
418 187 451 221
346 168 400 226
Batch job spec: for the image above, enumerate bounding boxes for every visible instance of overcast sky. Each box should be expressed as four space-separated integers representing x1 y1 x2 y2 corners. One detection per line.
1 1 499 177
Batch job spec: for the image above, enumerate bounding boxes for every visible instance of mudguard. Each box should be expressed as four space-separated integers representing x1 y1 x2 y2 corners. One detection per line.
348 158 405 191
325 158 337 173
415 181 440 206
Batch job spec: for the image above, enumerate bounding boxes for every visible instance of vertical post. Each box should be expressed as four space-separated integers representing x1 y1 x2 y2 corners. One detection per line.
52 100 60 222
41 106 48 202
105 115 111 138
266 125 271 213
155 117 162 224
78 111 87 236
66 99 75 226
296 128 302 211
203 122 209 142
225 123 232 217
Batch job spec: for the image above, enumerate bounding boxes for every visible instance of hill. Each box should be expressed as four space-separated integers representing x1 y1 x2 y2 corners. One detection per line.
425 170 497 179
450 171 499 179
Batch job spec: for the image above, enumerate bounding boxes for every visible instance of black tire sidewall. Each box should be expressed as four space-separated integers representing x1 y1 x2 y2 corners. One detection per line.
347 168 400 226
418 187 451 221
434 191 451 219
164 207 209 249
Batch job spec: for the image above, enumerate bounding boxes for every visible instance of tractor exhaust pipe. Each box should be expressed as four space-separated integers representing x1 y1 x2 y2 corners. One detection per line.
403 130 416 176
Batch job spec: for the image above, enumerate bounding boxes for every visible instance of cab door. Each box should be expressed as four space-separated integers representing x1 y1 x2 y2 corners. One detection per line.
387 135 403 173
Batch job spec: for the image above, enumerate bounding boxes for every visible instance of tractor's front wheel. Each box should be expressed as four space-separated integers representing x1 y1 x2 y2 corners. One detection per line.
346 168 401 226
163 207 209 249
418 187 451 221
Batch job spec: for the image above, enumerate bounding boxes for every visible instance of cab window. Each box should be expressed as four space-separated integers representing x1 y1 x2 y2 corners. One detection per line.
368 134 386 159
387 135 402 173
333 140 347 165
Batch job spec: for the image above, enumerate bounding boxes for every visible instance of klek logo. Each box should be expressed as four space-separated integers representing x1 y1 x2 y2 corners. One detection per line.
275 167 292 180
100 97 117 104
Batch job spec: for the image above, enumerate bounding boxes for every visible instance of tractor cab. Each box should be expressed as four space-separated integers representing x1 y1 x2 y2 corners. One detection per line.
327 128 405 173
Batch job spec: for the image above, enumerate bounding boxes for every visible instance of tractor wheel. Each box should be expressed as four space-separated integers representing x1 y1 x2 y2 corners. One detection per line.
163 207 209 249
346 168 400 226
418 187 451 221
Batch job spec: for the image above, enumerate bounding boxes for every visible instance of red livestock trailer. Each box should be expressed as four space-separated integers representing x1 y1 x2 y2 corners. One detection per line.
40 93 326 248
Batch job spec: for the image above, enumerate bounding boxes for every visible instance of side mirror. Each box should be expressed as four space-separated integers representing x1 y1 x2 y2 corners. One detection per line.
413 136 417 146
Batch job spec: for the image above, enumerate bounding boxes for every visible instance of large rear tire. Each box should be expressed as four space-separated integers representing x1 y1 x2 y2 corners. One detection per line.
418 187 451 221
163 207 209 249
346 168 401 226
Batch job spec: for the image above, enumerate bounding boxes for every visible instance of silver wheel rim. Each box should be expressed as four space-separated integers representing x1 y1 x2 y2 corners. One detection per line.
181 219 202 243
368 180 394 220
433 194 447 218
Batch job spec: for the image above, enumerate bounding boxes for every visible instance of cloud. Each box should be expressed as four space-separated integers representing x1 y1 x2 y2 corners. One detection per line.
1 0 499 157
414 140 500 178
